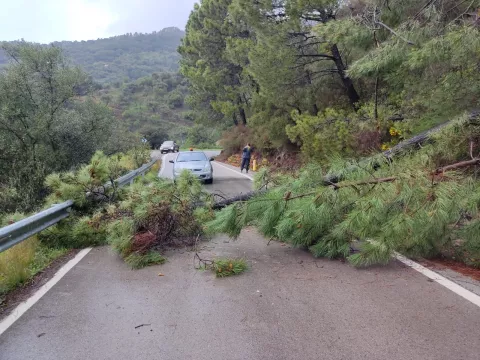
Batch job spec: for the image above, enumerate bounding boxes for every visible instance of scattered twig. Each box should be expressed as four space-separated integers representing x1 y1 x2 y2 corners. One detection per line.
451 0 476 23
445 0 470 15
413 0 438 19
335 176 397 188
134 323 151 329
193 252 215 270
433 158 480 174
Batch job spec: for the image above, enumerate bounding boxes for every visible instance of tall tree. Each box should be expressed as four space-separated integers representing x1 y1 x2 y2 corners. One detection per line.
0 42 114 211
179 0 252 126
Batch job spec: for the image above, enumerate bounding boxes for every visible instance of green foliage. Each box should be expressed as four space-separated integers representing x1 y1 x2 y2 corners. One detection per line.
179 0 249 128
30 246 69 274
212 258 248 277
185 124 222 149
218 125 252 158
97 71 192 148
0 238 38 294
181 0 480 161
0 42 116 213
107 219 135 257
124 251 166 270
107 171 213 267
209 116 480 267
44 150 141 208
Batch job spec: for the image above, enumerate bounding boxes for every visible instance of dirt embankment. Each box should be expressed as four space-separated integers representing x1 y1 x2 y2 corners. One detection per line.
216 149 302 173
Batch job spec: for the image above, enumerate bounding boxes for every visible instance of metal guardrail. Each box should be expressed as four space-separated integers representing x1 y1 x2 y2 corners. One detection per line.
0 159 158 253
115 159 156 187
0 201 73 253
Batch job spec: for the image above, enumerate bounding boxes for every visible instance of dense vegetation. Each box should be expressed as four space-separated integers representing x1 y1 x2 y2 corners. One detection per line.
0 28 184 84
0 43 143 213
0 29 202 151
96 72 195 149
180 0 480 158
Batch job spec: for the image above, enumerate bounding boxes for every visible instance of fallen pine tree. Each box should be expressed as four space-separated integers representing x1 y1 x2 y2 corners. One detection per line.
35 113 480 269
322 110 479 185
207 114 480 267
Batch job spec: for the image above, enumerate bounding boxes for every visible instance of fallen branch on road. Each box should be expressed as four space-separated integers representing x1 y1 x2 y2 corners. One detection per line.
212 190 266 209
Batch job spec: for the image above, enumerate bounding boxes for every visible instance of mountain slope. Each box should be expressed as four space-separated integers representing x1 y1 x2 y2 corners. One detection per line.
0 27 184 84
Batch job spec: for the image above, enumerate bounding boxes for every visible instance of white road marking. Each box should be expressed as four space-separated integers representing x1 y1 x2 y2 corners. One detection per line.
0 247 93 336
394 252 480 308
213 161 254 181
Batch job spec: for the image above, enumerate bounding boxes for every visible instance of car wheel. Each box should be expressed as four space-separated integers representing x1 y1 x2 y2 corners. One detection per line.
205 178 213 184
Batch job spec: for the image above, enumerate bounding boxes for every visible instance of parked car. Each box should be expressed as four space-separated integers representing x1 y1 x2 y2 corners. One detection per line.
159 141 179 154
169 151 214 184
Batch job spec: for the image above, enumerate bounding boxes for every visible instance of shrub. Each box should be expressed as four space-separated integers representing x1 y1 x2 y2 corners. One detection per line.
219 125 252 158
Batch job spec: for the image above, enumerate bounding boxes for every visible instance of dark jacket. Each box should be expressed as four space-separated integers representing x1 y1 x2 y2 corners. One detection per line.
242 146 252 159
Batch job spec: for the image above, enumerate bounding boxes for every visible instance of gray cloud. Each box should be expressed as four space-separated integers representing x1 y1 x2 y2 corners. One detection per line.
105 0 197 35
0 0 197 43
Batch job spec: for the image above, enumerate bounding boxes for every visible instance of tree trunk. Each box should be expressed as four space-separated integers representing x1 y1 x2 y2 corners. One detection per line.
374 76 379 126
305 69 319 115
330 44 360 111
233 113 238 126
239 107 247 125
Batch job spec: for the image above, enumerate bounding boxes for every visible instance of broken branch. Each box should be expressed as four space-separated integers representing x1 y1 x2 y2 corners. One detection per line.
376 21 415 45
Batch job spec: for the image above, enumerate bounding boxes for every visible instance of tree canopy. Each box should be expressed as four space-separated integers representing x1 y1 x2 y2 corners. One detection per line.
180 0 480 158
0 43 120 212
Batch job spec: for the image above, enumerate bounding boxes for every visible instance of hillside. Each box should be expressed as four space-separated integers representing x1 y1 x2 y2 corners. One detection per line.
98 72 192 148
0 27 184 84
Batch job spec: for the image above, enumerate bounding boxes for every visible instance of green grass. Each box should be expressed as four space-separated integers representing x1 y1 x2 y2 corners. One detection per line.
212 258 248 277
0 238 68 295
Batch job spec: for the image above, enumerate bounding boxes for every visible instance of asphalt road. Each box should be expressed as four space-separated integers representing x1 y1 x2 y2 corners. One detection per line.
1 153 480 360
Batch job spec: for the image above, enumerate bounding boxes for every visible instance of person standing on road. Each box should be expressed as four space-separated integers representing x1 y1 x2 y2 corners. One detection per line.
240 143 252 173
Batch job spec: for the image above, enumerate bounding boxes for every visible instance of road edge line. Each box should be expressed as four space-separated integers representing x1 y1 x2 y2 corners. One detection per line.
0 247 93 336
213 161 254 180
394 252 480 308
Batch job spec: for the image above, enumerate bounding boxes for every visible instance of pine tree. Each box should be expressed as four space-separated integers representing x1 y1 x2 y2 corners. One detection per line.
208 115 480 267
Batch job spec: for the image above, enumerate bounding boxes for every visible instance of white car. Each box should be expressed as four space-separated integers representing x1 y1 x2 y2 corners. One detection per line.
169 151 214 184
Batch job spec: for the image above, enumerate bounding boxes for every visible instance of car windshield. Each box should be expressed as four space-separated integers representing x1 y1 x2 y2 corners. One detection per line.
176 152 207 162
162 141 174 146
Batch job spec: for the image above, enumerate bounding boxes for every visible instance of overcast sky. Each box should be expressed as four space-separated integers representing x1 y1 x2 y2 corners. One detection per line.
0 0 198 43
